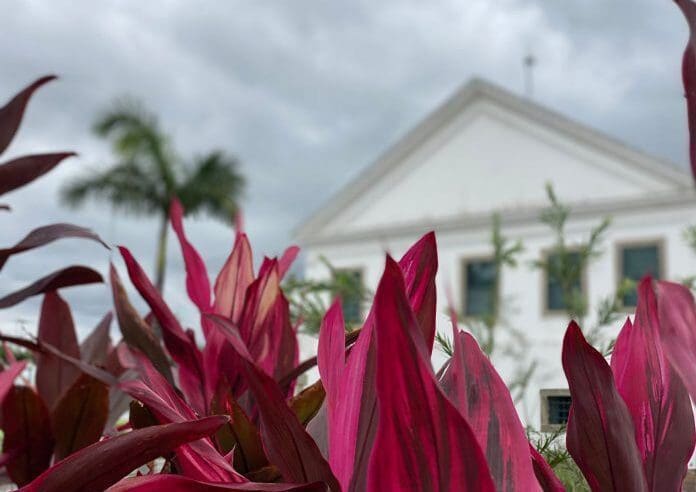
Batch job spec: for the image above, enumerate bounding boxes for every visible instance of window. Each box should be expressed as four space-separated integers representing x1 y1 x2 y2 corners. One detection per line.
335 269 363 324
545 251 583 312
462 258 497 317
619 242 662 307
540 389 571 431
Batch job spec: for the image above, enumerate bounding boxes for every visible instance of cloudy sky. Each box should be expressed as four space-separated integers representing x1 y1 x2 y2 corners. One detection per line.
0 0 691 338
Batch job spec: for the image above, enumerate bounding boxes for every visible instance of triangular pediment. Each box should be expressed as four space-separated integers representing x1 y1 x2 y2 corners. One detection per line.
295 79 690 242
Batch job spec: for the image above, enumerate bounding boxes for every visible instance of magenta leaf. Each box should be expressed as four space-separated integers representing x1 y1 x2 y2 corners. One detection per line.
367 256 495 491
0 223 107 271
397 231 438 352
562 322 647 491
121 353 244 483
441 330 540 491
206 314 340 491
107 475 326 491
170 199 212 313
36 291 81 409
21 416 229 492
656 280 696 401
0 265 103 308
2 385 55 486
611 279 695 490
0 153 76 197
119 246 207 413
0 75 56 155
277 245 299 280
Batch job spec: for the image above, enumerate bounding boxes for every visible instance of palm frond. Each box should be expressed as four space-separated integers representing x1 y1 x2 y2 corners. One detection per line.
177 150 245 222
60 162 166 216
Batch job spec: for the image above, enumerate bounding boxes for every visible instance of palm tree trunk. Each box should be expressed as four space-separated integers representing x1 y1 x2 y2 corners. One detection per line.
154 212 168 292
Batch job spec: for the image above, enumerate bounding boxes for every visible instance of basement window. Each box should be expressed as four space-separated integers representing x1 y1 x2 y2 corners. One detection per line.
540 389 571 432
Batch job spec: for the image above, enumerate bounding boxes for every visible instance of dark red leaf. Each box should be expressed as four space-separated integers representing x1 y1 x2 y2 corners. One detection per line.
79 313 113 365
675 0 696 179
118 246 207 413
36 291 81 409
0 153 76 197
21 416 229 492
51 373 109 460
206 314 340 491
0 223 108 271
367 256 494 491
611 279 695 490
562 322 647 491
107 475 326 491
0 75 56 155
0 266 103 308
1 386 54 486
441 330 540 491
110 264 173 385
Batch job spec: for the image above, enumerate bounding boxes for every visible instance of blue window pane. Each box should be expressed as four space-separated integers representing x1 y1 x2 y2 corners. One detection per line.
621 245 660 307
548 395 572 425
464 260 496 316
546 252 582 311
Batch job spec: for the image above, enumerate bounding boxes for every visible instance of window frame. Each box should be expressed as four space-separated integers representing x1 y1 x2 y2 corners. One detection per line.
540 247 588 316
332 266 365 324
614 238 665 309
460 255 499 320
540 388 571 432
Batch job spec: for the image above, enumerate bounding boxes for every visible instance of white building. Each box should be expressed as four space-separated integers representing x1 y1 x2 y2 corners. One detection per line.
293 78 696 430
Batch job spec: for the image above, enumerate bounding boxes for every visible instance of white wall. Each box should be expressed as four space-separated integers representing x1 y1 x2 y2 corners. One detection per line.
302 199 696 429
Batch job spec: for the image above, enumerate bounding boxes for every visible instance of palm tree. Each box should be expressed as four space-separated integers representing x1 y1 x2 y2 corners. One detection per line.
61 100 244 291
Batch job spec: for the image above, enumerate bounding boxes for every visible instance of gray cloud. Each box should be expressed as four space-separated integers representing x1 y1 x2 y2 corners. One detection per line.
0 0 690 338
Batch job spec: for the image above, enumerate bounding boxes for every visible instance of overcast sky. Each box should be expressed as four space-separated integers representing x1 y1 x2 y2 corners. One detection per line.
0 0 691 339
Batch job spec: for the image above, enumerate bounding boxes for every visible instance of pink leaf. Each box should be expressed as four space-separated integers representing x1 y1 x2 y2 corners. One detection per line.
441 330 540 491
367 256 495 491
656 280 696 402
0 153 76 197
0 75 56 155
214 232 254 322
21 416 229 492
119 246 207 414
278 245 299 280
170 199 212 313
562 322 647 491
36 291 81 409
0 361 27 403
0 266 102 308
611 279 695 490
0 223 107 271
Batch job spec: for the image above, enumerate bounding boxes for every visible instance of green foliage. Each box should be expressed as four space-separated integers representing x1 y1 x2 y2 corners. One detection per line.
534 183 611 324
285 257 370 334
528 427 589 491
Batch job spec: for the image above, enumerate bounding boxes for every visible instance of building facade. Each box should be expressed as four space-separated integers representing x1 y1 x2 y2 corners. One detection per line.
293 78 696 430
